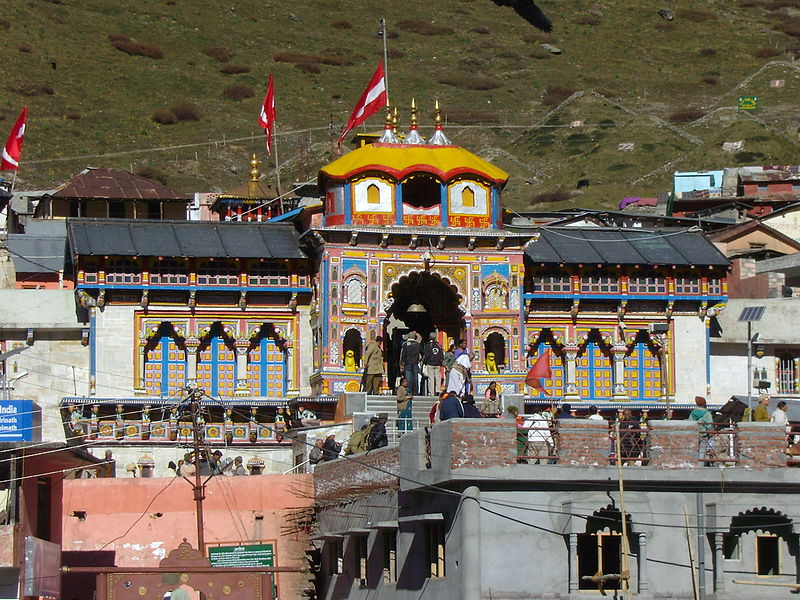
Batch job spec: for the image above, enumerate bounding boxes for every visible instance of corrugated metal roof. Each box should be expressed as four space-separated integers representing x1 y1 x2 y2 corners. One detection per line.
67 219 307 259
525 228 730 267
52 167 189 201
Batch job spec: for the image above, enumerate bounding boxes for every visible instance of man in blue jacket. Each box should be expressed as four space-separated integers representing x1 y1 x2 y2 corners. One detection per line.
439 391 465 421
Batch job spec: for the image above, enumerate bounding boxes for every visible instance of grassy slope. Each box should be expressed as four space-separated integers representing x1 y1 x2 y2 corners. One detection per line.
1 0 799 210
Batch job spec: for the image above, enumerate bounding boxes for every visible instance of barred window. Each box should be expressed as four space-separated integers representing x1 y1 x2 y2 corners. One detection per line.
535 272 571 293
674 276 701 295
197 261 238 286
707 277 723 295
149 259 188 285
248 262 290 287
628 276 665 294
581 272 619 294
105 258 141 285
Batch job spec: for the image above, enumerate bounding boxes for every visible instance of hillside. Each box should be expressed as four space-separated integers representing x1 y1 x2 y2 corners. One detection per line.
1 0 800 210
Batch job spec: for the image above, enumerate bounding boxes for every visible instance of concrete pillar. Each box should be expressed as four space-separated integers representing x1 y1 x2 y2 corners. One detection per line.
638 532 649 592
185 338 199 386
460 486 481 600
564 347 579 399
713 532 725 592
568 533 578 592
285 340 297 395
234 339 250 396
135 343 147 392
610 345 628 399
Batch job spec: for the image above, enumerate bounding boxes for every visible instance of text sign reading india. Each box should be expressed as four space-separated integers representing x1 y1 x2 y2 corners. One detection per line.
0 400 34 441
208 544 275 568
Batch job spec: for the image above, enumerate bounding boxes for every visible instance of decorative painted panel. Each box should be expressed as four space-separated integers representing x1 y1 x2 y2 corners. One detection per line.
144 337 186 396
197 337 236 397
248 337 286 397
353 178 393 213
625 343 662 399
576 343 613 399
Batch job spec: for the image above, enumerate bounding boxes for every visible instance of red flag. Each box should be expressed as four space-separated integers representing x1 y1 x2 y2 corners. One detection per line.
258 74 275 154
525 349 552 395
337 62 387 149
1 107 27 171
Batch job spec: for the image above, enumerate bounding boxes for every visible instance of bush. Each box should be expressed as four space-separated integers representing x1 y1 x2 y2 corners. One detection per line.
542 85 576 106
219 64 251 74
9 83 54 96
135 166 169 185
699 48 716 56
753 46 782 57
775 19 800 37
522 31 555 44
170 100 201 121
438 73 501 90
0 18 10 30
202 45 232 63
677 9 715 21
66 112 81 120
110 35 163 59
498 49 523 60
701 75 719 85
533 187 570 204
472 26 491 34
17 44 33 53
388 47 404 59
295 63 321 73
396 19 453 35
530 46 553 59
667 109 706 122
574 14 601 26
151 109 177 124
735 151 766 163
223 83 255 99
655 22 676 31
331 19 352 29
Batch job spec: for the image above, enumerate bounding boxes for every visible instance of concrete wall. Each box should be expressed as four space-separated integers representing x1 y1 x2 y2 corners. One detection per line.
94 305 138 396
672 314 708 399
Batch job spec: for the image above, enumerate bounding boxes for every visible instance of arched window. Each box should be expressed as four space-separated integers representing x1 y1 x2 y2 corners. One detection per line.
343 275 366 304
483 282 508 310
367 183 381 205
196 323 236 396
342 329 363 369
106 258 141 285
462 187 475 208
247 324 286 397
484 332 507 370
144 323 186 396
197 261 238 286
150 259 188 285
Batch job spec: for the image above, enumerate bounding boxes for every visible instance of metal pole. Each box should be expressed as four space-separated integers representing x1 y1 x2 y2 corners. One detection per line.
696 493 706 600
273 123 282 197
190 390 206 555
380 18 390 106
746 321 752 415
614 423 632 599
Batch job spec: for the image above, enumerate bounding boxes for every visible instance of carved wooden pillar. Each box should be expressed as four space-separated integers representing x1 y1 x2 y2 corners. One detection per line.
234 338 251 396
135 341 147 393
563 346 580 400
610 344 629 400
185 337 200 386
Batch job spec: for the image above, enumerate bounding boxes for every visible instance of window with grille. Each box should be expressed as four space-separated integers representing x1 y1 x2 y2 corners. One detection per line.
581 272 619 294
628 275 665 294
150 259 188 285
707 277 723 295
83 261 99 284
674 276 701 295
777 351 798 394
535 272 571 293
197 261 239 286
353 535 368 587
424 522 446 578
248 263 290 287
105 258 142 285
577 533 622 590
326 540 343 576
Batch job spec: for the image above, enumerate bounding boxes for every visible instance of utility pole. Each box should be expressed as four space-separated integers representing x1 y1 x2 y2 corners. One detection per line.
187 386 206 555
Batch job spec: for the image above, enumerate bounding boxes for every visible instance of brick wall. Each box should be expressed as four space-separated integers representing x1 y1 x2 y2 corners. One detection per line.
558 420 609 467
313 445 399 502
738 422 787 468
444 419 517 469
647 420 700 469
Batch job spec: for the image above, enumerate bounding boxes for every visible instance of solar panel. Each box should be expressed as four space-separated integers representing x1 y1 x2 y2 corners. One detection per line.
737 306 766 322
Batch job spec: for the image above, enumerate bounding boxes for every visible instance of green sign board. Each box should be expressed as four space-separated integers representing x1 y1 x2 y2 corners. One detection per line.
208 544 275 568
738 96 758 111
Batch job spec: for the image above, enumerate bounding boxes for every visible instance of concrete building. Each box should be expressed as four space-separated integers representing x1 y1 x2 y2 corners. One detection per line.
312 418 799 600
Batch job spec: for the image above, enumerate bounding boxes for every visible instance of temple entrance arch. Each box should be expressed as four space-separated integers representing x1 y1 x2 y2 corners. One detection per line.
383 271 465 392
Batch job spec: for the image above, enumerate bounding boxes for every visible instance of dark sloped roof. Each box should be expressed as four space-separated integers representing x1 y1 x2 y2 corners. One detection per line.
53 168 189 201
67 219 307 259
525 227 730 267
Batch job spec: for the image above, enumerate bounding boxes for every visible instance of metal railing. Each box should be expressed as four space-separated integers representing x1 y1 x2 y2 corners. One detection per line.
700 427 739 465
609 422 651 466
517 423 560 464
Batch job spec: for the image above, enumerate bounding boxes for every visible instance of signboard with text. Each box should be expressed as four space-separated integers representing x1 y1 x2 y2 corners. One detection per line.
208 543 275 568
0 400 35 441
738 96 758 111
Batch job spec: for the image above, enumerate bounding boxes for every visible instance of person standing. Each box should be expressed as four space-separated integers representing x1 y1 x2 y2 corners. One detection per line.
443 342 456 386
232 455 247 476
754 395 771 422
422 332 444 395
689 396 714 460
396 377 414 432
446 351 473 396
399 332 422 395
309 439 324 466
363 336 385 395
587 405 604 421
524 409 553 464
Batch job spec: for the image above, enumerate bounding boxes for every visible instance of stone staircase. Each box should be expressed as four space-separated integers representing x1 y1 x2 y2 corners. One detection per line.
364 394 438 441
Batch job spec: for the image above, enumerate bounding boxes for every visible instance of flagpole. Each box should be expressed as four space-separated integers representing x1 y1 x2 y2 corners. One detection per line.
379 18 390 106
272 123 282 197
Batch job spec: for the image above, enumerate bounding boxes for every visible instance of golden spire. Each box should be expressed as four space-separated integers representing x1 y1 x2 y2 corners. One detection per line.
392 106 399 134
410 98 418 128
434 100 442 127
248 154 261 198
384 105 393 129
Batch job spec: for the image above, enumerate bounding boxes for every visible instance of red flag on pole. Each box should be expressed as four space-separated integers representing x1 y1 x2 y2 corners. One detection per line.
258 74 275 155
1 107 27 171
525 349 552 395
337 62 387 149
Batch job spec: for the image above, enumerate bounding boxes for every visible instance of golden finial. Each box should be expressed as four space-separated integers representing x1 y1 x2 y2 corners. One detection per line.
392 106 399 134
249 153 260 182
384 105 393 129
410 98 418 128
434 100 442 126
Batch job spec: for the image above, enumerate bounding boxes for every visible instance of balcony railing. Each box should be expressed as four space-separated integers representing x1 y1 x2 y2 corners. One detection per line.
68 418 292 444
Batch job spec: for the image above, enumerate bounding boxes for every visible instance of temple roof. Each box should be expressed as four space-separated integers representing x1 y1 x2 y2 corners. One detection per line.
525 227 730 267
319 143 509 185
67 218 307 259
